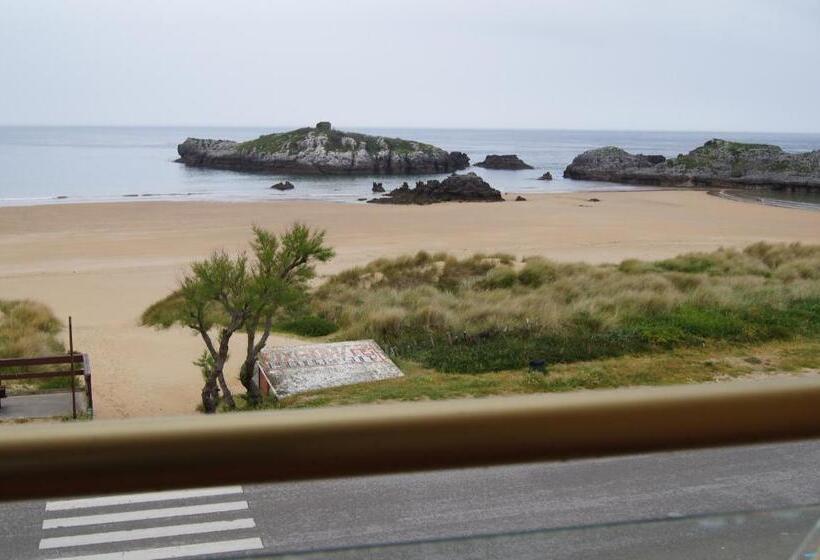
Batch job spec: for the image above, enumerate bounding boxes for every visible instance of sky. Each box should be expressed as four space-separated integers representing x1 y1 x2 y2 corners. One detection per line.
1 0 819 132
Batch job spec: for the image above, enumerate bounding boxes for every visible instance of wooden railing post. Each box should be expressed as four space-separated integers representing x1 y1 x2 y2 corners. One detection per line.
69 316 76 419
83 353 93 418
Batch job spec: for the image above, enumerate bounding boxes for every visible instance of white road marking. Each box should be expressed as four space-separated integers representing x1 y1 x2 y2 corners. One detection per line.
39 518 256 549
43 500 249 529
50 537 264 560
46 486 244 511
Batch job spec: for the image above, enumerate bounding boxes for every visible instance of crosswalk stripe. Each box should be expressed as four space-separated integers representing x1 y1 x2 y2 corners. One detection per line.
46 486 244 511
43 500 249 529
48 537 265 560
39 518 256 549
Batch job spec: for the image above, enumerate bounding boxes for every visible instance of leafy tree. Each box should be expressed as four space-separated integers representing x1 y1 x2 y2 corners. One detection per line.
238 224 334 405
178 224 333 413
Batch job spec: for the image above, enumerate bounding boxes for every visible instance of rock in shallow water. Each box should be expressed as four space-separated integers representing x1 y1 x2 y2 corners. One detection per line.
368 172 504 205
271 181 295 191
563 139 820 190
475 154 534 170
538 172 553 180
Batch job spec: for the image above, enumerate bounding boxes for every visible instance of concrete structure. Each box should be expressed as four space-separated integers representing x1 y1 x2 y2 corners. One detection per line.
255 340 403 398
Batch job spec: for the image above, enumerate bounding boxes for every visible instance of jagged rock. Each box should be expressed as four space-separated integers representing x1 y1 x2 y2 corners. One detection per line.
564 139 820 190
178 123 471 175
515 195 527 201
538 172 553 180
475 154 534 170
372 182 385 193
271 181 295 191
368 172 504 205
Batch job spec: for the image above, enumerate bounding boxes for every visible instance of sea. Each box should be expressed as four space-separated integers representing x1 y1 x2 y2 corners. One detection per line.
1 127 819 208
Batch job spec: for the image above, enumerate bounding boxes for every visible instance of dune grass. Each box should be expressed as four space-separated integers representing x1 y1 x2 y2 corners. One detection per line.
143 242 820 407
311 242 820 373
0 300 72 391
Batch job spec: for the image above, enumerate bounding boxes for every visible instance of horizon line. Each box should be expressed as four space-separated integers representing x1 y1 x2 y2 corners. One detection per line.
1 123 819 136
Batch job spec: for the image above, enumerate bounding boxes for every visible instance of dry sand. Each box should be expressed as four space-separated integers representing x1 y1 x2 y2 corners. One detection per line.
0 191 817 419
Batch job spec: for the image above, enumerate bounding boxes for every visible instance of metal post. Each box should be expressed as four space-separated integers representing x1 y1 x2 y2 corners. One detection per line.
69 316 76 419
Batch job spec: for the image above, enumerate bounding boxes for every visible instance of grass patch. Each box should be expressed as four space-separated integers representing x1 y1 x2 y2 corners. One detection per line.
309 243 820 373
142 242 820 402
274 315 337 337
0 300 73 391
270 339 819 409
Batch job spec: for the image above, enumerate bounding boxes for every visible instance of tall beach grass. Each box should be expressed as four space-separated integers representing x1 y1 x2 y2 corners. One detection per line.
310 243 820 372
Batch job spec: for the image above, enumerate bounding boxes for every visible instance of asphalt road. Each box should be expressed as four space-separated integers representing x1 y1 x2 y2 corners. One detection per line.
1 439 817 559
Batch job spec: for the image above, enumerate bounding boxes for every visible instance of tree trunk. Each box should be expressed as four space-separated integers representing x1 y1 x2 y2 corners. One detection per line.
239 328 262 406
201 376 219 413
239 361 261 405
217 370 236 409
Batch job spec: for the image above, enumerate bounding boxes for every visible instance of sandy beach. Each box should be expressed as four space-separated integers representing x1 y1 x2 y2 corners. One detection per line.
1 191 817 419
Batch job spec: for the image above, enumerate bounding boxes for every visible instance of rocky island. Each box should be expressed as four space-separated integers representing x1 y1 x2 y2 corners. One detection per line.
475 154 533 170
564 139 820 190
368 172 503 205
177 122 469 175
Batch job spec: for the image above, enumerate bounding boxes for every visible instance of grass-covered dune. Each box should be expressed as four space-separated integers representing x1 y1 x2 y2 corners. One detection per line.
0 300 72 391
0 300 63 359
311 243 820 372
144 243 820 377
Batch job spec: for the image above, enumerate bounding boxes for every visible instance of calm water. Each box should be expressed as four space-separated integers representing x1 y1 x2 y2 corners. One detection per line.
1 127 819 207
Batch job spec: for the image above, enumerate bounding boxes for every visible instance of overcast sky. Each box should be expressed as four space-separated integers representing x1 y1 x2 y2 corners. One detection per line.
1 0 819 131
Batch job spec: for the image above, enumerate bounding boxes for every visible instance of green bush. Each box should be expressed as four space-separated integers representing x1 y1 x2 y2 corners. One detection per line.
276 315 338 337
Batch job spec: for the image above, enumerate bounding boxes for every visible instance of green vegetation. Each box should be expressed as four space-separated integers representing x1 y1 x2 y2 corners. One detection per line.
264 338 819 409
151 224 334 413
237 126 439 157
0 300 72 391
143 242 820 410
309 243 820 373
0 300 63 359
671 139 788 172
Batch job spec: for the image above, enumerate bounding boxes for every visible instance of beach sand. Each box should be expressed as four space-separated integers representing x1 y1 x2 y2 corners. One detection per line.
1 191 817 419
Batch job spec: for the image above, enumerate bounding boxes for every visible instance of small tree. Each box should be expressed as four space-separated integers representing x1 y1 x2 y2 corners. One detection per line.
238 224 334 405
178 224 333 413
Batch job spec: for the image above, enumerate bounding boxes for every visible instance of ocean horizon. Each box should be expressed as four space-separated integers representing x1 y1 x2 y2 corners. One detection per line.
1 126 819 208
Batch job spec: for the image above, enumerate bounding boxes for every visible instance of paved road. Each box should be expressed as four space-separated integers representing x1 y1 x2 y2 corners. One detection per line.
0 439 817 559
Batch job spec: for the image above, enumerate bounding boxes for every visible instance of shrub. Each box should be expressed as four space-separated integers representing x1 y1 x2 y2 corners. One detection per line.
307 243 820 373
276 315 338 337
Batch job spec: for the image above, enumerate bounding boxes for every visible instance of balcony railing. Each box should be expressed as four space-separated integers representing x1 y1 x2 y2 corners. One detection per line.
0 376 817 502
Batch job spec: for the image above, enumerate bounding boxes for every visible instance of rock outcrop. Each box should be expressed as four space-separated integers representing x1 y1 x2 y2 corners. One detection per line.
564 139 820 190
475 154 533 170
372 182 385 193
178 122 470 175
271 181 295 191
368 172 504 205
538 172 553 180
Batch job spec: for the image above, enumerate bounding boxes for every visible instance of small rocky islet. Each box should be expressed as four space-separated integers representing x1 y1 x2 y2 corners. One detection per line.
563 139 820 190
368 173 503 205
475 154 533 170
178 122 469 175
